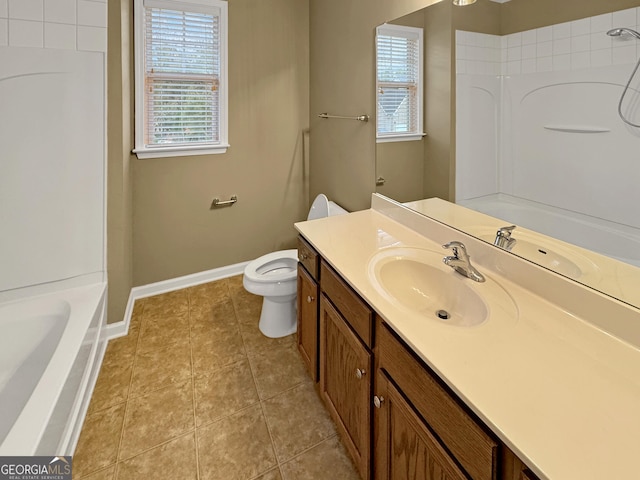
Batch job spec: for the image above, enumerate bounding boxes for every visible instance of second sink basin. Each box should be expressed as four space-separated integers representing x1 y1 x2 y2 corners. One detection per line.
473 227 601 281
368 247 518 327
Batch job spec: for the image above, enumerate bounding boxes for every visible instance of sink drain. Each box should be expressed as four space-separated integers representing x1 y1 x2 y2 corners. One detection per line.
436 310 450 320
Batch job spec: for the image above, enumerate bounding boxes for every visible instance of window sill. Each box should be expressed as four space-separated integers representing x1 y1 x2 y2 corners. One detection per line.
376 133 426 144
133 144 229 159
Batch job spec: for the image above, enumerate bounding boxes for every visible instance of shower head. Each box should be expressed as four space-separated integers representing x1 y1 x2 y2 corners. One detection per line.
607 27 640 40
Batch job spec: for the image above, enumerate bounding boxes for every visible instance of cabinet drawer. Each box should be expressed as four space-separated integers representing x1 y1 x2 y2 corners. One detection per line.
378 322 498 480
297 236 319 279
320 260 373 348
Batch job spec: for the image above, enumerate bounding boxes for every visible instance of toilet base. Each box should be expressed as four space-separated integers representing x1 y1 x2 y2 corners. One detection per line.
258 295 297 338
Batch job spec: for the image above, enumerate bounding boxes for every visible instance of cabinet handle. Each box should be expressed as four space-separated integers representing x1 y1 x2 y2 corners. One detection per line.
299 253 308 261
373 396 385 408
355 368 366 379
306 295 315 303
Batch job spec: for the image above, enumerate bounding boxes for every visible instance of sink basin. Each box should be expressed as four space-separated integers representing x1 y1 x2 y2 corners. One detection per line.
368 247 517 327
474 228 601 281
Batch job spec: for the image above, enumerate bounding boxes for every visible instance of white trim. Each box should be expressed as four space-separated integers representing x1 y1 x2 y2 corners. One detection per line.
66 330 108 455
377 23 422 40
133 144 229 159
133 0 228 159
105 261 250 339
376 23 424 140
144 0 220 15
377 132 427 143
0 273 105 304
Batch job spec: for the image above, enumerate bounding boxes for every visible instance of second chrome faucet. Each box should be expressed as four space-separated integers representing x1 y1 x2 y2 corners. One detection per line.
494 225 517 251
442 241 486 282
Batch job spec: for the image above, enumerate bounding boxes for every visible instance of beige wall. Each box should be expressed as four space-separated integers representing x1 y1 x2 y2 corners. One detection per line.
376 10 426 203
424 1 454 201
308 0 503 210
107 0 640 321
107 0 134 323
131 0 310 286
375 141 424 202
106 0 310 320
374 1 500 204
309 0 445 212
310 0 640 211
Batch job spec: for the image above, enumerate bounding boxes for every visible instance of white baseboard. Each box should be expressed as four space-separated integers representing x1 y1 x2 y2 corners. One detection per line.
105 261 250 340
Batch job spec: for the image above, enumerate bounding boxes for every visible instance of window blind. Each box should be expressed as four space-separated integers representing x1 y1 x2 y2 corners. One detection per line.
376 28 421 136
144 5 220 147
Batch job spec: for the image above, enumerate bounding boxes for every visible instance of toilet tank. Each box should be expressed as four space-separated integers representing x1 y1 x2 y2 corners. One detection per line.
328 201 348 217
307 194 348 220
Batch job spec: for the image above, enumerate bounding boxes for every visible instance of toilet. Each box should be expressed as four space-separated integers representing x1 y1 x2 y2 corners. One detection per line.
243 194 347 338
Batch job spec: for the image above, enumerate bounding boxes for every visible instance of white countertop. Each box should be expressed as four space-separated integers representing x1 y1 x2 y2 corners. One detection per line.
295 204 640 480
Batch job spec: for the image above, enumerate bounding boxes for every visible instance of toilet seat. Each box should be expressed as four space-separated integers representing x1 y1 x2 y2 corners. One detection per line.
241 194 348 338
243 249 298 284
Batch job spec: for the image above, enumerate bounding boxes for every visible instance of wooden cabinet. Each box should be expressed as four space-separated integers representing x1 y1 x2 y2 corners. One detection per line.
297 236 320 382
520 470 540 480
374 371 467 480
500 448 540 480
319 260 373 480
296 235 538 480
375 321 499 480
298 235 319 279
297 265 318 380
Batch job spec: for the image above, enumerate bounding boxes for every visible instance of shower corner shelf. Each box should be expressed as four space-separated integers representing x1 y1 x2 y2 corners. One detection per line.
543 125 611 134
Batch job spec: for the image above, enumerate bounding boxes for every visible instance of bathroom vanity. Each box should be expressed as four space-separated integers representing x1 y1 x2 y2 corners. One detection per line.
295 195 640 480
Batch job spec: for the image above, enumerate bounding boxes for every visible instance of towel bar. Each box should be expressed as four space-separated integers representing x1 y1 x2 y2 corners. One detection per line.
318 113 369 122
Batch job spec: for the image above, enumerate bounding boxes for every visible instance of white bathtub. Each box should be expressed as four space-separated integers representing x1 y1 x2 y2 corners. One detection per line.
460 194 640 267
0 282 106 456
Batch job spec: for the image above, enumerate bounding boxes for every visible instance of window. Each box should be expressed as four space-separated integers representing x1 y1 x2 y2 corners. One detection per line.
134 0 228 159
375 24 424 143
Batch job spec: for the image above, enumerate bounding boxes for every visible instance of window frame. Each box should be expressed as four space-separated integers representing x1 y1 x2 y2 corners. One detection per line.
133 0 229 159
375 23 425 144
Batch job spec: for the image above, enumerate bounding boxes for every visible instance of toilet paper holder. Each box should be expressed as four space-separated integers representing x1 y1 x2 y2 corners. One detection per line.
211 195 238 208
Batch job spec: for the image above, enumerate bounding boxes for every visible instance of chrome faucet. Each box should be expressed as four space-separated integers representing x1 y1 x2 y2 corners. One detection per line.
442 241 486 282
494 225 517 251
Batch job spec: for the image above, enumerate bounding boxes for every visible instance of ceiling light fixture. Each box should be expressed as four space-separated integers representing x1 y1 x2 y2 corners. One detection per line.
453 0 477 5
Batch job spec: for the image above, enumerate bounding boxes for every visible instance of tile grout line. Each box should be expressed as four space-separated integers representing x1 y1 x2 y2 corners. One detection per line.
76 300 144 479
77 278 358 479
230 281 286 478
121 344 192 401
116 293 198 466
110 430 199 473
278 432 341 466
188 289 202 480
195 401 262 431
74 296 196 479
112 298 144 479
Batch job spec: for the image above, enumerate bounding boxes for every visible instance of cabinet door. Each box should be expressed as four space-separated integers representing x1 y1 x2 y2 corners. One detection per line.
320 296 372 479
374 371 467 480
297 264 319 381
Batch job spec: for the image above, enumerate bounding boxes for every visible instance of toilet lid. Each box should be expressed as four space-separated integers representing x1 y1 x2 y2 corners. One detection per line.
307 194 329 220
244 249 299 283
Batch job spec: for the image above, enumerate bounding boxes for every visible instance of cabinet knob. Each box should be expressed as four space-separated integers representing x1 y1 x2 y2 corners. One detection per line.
373 396 385 408
299 253 308 261
355 368 366 379
306 295 315 303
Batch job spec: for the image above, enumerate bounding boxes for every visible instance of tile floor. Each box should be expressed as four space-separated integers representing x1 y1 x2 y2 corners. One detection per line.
73 275 360 480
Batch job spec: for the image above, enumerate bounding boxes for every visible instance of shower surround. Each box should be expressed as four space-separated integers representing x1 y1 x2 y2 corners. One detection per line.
0 0 108 456
455 7 640 261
